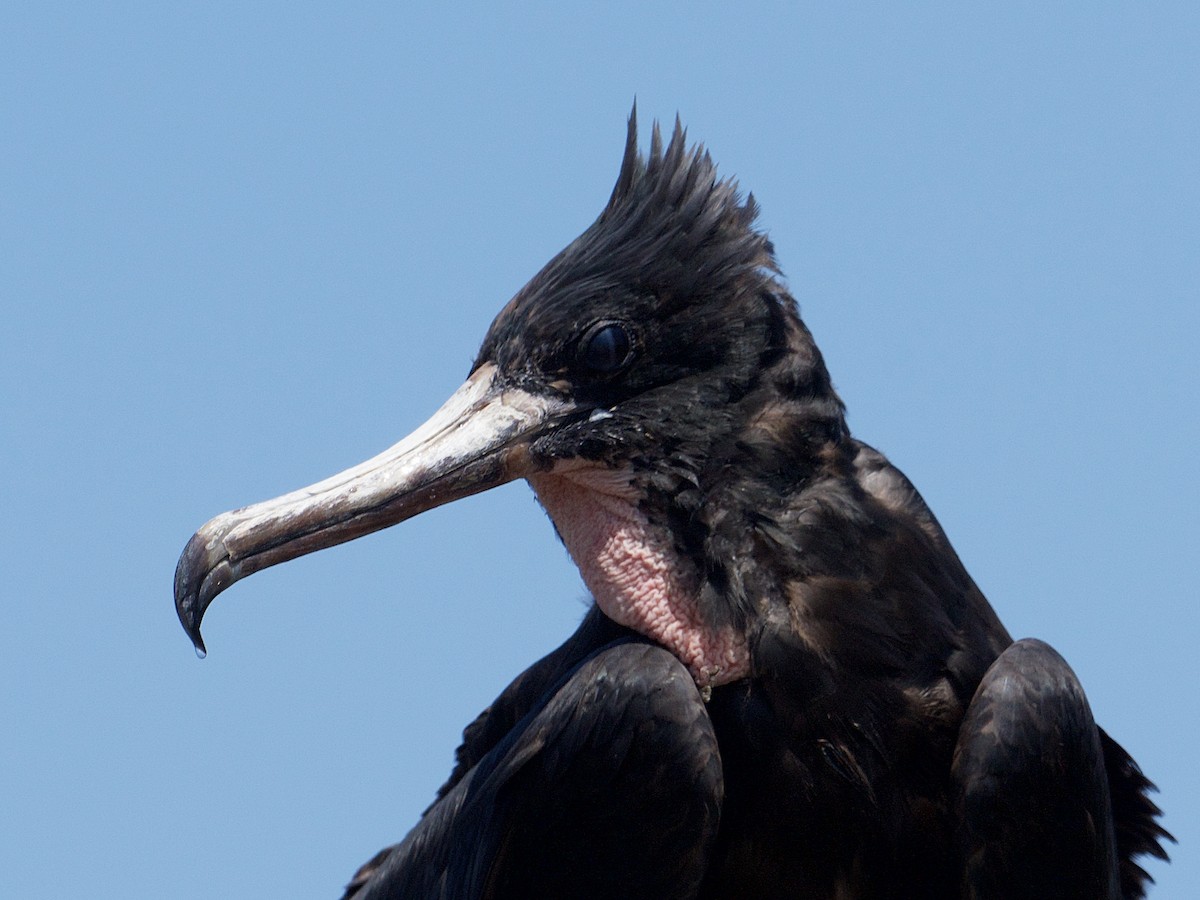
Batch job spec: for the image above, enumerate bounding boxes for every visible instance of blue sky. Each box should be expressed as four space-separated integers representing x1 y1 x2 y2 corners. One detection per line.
2 3 1196 896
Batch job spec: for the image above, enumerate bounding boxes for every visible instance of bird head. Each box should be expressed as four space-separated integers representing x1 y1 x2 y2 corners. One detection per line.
175 110 848 683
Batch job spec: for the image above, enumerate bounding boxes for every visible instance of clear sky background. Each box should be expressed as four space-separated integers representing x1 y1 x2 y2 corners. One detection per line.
2 3 1196 897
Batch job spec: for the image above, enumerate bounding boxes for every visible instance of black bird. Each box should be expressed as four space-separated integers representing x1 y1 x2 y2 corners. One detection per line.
175 111 1170 899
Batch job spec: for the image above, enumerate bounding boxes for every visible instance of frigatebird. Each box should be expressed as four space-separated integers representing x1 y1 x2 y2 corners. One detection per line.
175 111 1170 899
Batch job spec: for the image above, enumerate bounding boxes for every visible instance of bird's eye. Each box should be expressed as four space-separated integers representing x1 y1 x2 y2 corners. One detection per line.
579 322 632 375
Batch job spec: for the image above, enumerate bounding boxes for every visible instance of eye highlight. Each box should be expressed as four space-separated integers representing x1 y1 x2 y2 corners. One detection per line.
578 322 633 376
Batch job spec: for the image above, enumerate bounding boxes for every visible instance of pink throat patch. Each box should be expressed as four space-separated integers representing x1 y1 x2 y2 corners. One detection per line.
528 464 749 688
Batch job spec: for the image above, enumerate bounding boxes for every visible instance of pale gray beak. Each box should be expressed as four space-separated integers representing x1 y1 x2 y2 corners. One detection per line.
174 363 575 655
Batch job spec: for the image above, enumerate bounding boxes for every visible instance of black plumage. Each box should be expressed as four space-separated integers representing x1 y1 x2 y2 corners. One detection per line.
175 109 1170 898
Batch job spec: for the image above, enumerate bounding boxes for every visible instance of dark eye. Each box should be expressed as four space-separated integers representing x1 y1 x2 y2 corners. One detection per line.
579 322 632 375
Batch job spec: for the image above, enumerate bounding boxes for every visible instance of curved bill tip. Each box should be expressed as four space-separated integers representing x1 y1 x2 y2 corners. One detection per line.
174 529 222 657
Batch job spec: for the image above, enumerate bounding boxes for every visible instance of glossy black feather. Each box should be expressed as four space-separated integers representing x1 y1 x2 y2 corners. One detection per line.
343 628 721 900
953 639 1120 899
